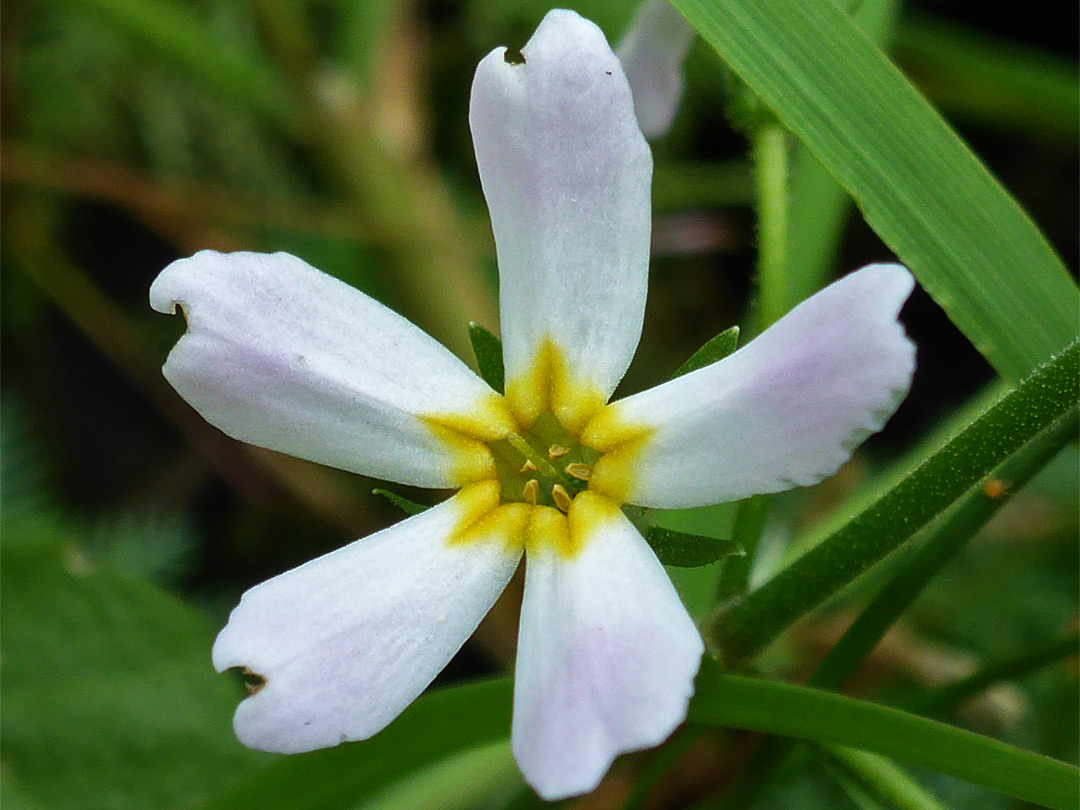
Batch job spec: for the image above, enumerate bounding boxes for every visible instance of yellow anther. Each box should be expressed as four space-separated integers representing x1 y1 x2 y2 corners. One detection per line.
548 444 569 460
522 479 540 506
520 459 538 473
551 484 573 513
564 462 593 481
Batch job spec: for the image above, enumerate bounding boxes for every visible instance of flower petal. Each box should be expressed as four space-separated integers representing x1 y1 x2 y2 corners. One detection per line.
617 0 695 138
586 263 916 508
151 250 515 488
470 10 653 428
512 493 703 799
212 483 522 753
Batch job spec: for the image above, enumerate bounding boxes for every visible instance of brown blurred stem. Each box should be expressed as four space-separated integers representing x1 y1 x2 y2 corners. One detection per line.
0 141 369 243
5 194 370 532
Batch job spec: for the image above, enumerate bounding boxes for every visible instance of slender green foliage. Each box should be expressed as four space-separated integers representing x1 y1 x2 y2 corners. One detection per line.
62 0 301 133
809 407 1079 690
915 632 1080 715
199 680 514 810
690 665 1080 809
669 0 1079 381
711 341 1079 663
372 489 429 516
645 525 744 568
468 322 506 394
671 326 740 378
818 747 948 810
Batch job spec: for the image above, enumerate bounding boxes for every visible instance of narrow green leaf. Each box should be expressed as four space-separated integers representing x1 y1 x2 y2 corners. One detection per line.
809 405 1079 691
721 405 1079 807
689 665 1080 810
895 13 1080 144
715 494 768 601
468 322 505 394
621 728 701 810
645 525 744 568
784 0 902 315
819 747 949 810
199 678 513 810
372 489 429 516
821 760 892 810
711 340 1079 664
356 741 519 810
672 326 740 378
669 0 1079 381
915 632 1080 716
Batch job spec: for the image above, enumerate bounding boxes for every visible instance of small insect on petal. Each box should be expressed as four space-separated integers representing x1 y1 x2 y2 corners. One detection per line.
551 484 573 513
564 463 593 481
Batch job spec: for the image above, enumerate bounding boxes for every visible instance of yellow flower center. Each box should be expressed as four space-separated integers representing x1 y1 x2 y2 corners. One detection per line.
424 339 652 558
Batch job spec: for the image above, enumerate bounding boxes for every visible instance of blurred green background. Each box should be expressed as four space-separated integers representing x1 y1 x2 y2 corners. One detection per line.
1 1 1077 808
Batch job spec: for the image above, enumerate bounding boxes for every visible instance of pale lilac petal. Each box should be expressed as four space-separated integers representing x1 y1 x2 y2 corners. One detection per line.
470 10 652 429
151 251 515 488
617 1 695 138
212 483 522 753
512 494 703 799
585 264 916 508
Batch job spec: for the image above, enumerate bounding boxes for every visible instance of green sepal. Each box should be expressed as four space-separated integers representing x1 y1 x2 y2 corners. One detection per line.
467 322 505 394
372 489 428 516
645 525 745 568
672 326 740 379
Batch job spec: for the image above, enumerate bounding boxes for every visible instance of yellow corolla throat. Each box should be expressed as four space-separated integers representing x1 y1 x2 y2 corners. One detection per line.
420 393 518 484
426 340 654 558
504 338 608 435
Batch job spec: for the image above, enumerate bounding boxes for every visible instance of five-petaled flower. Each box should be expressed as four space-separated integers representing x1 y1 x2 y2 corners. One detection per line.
150 9 916 801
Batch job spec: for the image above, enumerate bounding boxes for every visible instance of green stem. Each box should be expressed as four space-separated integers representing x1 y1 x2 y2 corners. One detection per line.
621 728 701 810
819 746 949 810
708 341 1080 665
809 409 1079 691
717 407 1078 808
716 495 768 602
914 632 1080 716
752 123 790 330
689 665 1079 810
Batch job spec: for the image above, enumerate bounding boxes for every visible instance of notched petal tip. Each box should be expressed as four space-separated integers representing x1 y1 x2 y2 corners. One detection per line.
610 261 918 508
240 666 267 696
148 248 225 316
470 11 652 407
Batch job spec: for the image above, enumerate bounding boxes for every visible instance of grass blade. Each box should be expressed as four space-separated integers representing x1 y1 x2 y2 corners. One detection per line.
710 340 1079 663
690 665 1079 810
669 0 1079 381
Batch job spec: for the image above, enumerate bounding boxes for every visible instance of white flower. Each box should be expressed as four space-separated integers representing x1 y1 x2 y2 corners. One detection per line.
617 0 696 139
150 9 915 801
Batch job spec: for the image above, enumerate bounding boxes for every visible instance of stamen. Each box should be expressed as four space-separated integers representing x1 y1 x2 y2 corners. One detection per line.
507 433 562 481
548 444 569 460
520 459 538 473
551 484 573 513
523 479 540 506
564 462 593 481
